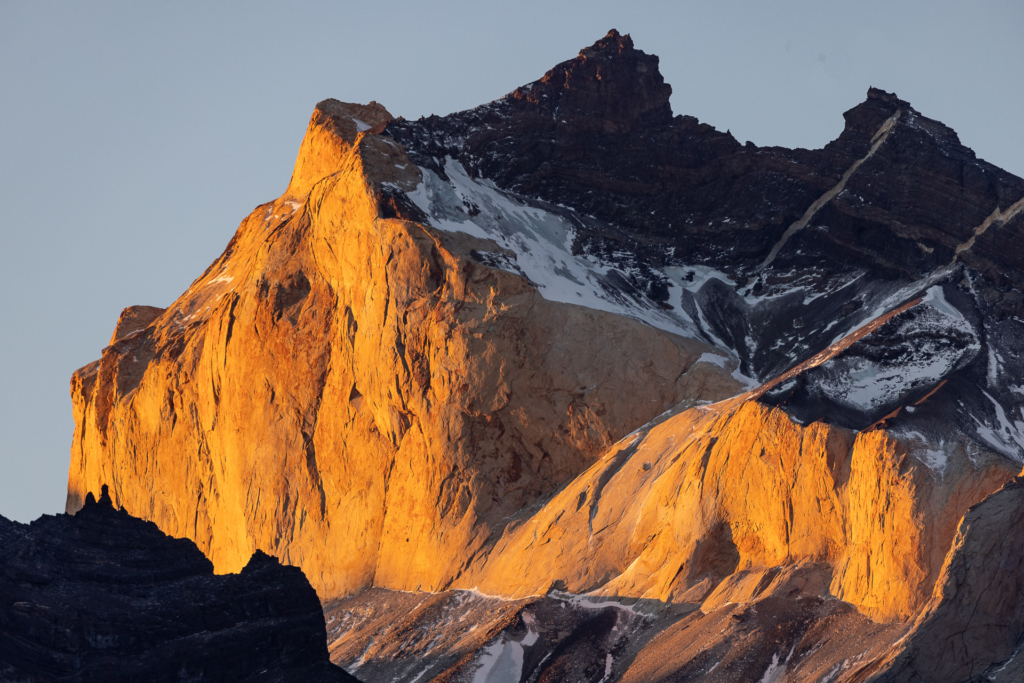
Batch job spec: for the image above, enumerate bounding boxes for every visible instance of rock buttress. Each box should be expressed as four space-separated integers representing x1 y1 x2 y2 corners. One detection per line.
67 100 740 599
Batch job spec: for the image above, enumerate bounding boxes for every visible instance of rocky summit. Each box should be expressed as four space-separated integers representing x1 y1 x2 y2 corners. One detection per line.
64 29 1024 682
0 486 358 682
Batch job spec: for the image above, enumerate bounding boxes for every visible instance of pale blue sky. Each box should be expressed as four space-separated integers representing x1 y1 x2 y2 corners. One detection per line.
1 0 1021 521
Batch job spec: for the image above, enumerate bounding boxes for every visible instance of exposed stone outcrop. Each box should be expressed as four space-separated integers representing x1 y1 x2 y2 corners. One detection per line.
109 304 165 344
0 486 356 682
391 33 1024 290
286 99 391 198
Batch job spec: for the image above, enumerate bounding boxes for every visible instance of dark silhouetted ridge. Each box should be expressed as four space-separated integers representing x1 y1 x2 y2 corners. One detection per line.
0 487 360 682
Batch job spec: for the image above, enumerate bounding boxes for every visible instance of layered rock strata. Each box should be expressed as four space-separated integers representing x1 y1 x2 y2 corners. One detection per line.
66 28 1024 683
0 486 357 682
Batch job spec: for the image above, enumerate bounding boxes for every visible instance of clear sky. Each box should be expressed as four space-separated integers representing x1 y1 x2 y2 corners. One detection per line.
1 0 1021 522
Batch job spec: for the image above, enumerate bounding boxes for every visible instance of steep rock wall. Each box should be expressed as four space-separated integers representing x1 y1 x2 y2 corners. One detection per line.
468 398 1012 622
863 475 1024 682
67 101 739 599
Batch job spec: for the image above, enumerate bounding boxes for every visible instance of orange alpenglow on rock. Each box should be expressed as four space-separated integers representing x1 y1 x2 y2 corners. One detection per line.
68 96 742 599
68 29 1024 683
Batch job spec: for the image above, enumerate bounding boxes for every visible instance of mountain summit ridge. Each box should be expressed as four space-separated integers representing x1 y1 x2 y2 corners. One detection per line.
0 485 357 681
389 31 1023 305
507 28 675 133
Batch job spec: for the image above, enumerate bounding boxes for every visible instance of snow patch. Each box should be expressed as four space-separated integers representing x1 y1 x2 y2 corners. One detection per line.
972 390 1024 459
472 636 524 683
598 653 614 683
815 285 979 412
895 428 949 473
988 344 1006 388
834 268 956 348
697 352 729 368
818 663 842 683
406 159 701 340
549 590 656 618
758 653 786 683
408 666 433 683
521 612 540 647
758 646 795 683
206 273 234 286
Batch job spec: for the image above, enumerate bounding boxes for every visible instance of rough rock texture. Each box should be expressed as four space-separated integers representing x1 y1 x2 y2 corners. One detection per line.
67 28 1024 683
390 31 1024 293
862 475 1024 682
464 398 1012 623
0 486 357 682
67 94 739 599
323 584 906 683
389 31 1024 452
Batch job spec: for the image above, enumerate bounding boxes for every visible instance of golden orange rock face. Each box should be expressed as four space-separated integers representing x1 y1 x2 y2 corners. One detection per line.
68 100 1014 634
465 398 1012 622
67 100 740 598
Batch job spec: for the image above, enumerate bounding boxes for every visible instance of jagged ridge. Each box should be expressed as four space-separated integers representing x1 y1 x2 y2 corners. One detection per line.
0 486 357 682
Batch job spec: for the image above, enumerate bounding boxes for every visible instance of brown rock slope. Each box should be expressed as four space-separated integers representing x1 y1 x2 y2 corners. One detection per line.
67 99 739 599
319 395 1020 681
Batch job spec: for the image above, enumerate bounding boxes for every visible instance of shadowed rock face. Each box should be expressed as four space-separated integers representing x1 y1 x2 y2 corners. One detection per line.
390 31 1024 288
0 486 358 682
66 28 1024 683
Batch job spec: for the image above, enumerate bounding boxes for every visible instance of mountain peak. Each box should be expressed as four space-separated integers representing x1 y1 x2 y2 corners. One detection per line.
68 30 1024 683
866 86 906 106
579 28 633 55
508 29 673 133
286 99 392 197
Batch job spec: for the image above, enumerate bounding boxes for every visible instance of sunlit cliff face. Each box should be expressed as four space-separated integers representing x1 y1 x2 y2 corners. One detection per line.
67 97 745 599
67 29 1024 683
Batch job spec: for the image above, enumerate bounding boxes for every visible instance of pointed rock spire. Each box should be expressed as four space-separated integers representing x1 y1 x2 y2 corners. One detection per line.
509 29 673 133
286 99 392 197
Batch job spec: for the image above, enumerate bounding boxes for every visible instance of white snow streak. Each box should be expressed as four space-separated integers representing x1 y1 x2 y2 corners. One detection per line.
597 653 614 683
758 646 795 683
405 159 700 340
972 390 1024 459
759 108 902 270
471 638 524 683
697 352 730 368
758 653 786 683
816 285 978 411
